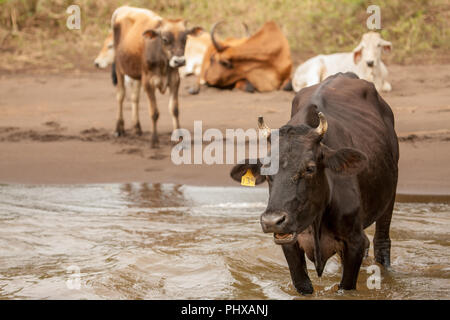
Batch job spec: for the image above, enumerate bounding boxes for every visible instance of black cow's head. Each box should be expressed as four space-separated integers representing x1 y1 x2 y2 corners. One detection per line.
230 110 367 245
143 19 203 69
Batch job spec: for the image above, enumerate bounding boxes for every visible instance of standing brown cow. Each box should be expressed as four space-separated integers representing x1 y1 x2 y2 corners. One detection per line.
112 6 201 147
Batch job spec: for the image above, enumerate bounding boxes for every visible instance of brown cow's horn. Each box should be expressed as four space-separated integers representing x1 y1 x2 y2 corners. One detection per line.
211 21 228 52
314 112 328 137
258 116 271 139
242 22 250 37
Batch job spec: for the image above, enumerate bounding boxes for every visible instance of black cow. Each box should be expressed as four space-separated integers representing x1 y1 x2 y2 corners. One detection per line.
230 72 399 294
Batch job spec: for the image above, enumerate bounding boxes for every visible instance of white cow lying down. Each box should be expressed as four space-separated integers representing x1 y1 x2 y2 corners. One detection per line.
293 32 392 92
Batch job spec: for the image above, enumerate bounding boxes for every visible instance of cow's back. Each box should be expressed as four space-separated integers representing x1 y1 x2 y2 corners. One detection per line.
113 8 162 79
290 73 399 226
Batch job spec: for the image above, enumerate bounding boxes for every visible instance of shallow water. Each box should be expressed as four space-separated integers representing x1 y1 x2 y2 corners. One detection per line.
0 183 449 299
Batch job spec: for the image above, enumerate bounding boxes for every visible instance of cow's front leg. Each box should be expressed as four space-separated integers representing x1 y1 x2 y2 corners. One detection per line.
115 71 126 137
339 235 365 290
282 242 313 295
234 79 255 93
130 79 142 136
168 72 181 131
144 81 159 148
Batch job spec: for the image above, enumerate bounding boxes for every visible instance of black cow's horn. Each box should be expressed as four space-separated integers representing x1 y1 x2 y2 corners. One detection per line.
211 21 228 52
258 116 271 139
315 112 328 137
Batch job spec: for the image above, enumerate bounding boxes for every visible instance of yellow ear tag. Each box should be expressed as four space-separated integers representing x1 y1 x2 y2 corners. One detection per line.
241 169 256 187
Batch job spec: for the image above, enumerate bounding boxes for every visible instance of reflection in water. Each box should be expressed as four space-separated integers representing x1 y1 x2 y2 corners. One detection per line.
0 184 449 299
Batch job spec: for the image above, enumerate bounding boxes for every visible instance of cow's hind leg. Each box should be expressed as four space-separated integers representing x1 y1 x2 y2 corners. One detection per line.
115 70 126 137
144 82 159 148
374 196 394 268
282 243 313 295
130 80 142 136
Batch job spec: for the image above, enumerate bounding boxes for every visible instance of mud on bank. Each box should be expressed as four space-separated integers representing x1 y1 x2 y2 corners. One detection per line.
0 64 449 193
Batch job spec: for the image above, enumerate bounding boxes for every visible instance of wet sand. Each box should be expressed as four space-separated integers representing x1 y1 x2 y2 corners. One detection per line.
0 64 449 194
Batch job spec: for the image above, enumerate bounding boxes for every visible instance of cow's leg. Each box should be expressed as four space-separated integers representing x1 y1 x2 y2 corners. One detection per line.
281 78 293 91
235 79 255 93
339 234 366 290
382 81 392 92
374 197 394 268
168 73 181 131
188 80 201 95
379 62 392 92
115 70 126 137
144 82 159 148
282 242 313 294
130 80 142 136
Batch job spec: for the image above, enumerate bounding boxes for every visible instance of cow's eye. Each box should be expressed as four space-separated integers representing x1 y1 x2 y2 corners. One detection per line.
162 36 170 44
107 44 113 49
219 60 233 69
303 165 316 178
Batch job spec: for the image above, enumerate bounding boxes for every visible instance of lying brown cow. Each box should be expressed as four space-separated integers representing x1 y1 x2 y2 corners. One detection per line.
112 6 201 147
191 21 292 94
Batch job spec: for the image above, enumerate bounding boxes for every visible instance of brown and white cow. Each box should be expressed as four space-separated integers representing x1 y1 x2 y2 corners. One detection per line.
191 21 292 94
111 6 201 147
94 26 210 83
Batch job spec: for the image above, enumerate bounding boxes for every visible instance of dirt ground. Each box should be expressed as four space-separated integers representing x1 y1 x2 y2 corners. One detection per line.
0 64 449 194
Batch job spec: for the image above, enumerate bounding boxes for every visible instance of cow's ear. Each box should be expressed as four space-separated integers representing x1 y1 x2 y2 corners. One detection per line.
380 39 392 54
321 145 367 175
143 29 159 39
188 26 204 36
353 44 363 64
230 160 266 184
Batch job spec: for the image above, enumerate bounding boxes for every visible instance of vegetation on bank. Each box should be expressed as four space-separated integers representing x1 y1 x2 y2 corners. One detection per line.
0 0 448 73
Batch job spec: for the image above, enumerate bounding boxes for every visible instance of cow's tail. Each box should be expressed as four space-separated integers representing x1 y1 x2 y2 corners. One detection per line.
111 62 118 86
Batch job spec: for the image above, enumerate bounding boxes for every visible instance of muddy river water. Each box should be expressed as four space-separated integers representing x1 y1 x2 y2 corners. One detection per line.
0 183 448 299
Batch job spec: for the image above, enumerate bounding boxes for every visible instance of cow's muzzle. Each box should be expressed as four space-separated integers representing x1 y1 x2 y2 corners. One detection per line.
169 56 186 68
260 211 297 245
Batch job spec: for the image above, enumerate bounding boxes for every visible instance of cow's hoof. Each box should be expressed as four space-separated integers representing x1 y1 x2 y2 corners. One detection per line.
338 283 356 291
114 129 125 137
188 86 200 95
151 136 160 149
115 120 125 137
151 142 159 149
282 79 293 91
134 123 143 136
375 254 391 269
244 81 256 93
295 282 314 295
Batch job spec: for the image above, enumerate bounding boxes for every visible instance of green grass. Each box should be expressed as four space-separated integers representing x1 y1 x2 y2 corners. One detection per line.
0 0 448 72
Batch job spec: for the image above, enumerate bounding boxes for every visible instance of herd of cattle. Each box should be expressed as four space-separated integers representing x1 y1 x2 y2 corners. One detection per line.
94 5 393 146
93 6 399 295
